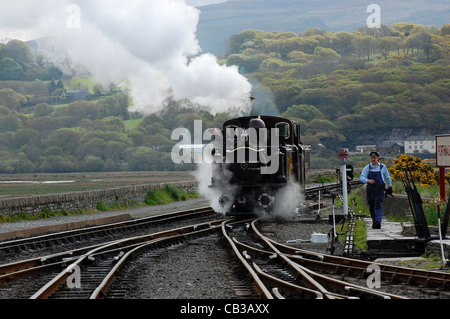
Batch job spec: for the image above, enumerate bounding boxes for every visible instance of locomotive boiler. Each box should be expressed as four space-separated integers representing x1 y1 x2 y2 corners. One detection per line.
210 115 310 216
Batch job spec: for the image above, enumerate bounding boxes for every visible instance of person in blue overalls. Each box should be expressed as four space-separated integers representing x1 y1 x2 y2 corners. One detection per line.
360 152 393 229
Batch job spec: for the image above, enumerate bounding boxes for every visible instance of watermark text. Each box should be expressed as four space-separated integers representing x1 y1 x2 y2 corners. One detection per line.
366 4 381 28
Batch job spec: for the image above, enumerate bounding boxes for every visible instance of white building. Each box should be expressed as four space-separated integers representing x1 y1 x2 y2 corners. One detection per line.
355 145 376 154
404 135 436 153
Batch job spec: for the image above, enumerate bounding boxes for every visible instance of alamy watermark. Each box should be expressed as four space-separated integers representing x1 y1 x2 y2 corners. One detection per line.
66 4 82 29
366 4 381 29
66 264 81 289
366 263 381 289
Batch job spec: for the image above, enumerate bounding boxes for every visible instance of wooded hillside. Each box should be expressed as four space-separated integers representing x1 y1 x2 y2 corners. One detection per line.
225 23 449 164
0 23 448 172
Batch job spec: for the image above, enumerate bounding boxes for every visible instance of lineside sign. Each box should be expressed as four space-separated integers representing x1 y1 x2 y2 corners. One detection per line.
436 134 450 167
436 134 450 201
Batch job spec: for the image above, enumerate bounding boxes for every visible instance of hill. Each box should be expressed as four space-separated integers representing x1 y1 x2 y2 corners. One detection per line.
0 21 449 172
196 0 450 53
221 22 450 167
0 37 229 174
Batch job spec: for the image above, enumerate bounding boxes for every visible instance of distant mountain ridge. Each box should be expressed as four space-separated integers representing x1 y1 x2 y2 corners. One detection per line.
196 0 450 53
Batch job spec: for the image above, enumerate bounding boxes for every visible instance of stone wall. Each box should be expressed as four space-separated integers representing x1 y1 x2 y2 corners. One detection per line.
0 181 198 217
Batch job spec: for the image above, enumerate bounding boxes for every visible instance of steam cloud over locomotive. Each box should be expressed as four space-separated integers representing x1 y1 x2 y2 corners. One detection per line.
208 115 310 216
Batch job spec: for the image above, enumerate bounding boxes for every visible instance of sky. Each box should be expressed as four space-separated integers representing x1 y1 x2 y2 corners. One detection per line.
0 0 230 42
0 0 251 116
186 0 228 7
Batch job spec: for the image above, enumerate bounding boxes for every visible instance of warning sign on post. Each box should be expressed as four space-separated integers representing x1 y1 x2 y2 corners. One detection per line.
337 149 349 161
436 135 450 167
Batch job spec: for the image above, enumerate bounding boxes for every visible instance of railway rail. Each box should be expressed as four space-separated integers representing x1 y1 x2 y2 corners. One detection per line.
0 217 224 298
274 239 450 293
0 208 220 292
32 220 224 299
304 180 362 199
223 217 450 299
222 218 403 299
0 207 215 259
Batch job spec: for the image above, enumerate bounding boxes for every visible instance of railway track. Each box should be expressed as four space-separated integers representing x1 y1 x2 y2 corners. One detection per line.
0 207 216 261
0 207 223 295
0 180 355 258
0 217 225 298
304 180 362 199
3 180 449 299
223 217 450 299
32 220 224 299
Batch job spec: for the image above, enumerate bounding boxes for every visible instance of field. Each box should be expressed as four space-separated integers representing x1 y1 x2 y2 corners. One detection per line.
0 171 197 198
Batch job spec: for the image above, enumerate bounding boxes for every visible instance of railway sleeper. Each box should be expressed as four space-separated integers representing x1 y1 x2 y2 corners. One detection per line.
106 290 127 298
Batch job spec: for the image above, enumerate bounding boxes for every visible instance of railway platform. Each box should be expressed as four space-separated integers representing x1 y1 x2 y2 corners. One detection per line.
365 217 450 260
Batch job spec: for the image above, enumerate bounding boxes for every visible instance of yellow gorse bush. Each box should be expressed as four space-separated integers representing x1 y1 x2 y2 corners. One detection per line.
388 154 439 187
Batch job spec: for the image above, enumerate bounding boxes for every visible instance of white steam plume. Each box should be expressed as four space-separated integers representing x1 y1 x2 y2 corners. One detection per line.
272 182 303 219
0 0 252 115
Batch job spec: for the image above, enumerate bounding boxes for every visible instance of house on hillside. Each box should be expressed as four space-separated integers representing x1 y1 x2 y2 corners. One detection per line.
377 141 404 156
355 145 376 154
66 89 87 101
404 135 435 154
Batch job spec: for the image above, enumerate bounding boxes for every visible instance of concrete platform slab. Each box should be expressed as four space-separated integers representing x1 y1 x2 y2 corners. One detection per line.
364 217 450 260
365 218 424 257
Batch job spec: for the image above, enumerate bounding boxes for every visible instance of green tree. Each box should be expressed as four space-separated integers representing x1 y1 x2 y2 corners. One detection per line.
331 32 355 56
0 113 22 132
226 54 261 73
128 130 144 147
3 40 35 69
75 137 107 160
227 30 268 54
407 32 433 57
128 146 160 171
96 93 130 119
0 58 24 80
0 89 27 110
45 128 82 154
353 35 376 60
259 58 288 72
79 155 105 172
67 100 97 121
40 155 75 173
313 46 341 63
377 37 397 59
282 104 323 122
12 128 40 149
0 105 10 115
34 103 53 117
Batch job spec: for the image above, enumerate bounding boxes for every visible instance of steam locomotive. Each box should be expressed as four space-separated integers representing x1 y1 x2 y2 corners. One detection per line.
209 115 310 216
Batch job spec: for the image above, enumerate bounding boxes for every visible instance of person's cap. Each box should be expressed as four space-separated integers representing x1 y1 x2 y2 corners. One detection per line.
370 151 380 157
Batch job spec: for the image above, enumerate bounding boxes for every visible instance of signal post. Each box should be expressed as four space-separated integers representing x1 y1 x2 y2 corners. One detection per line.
337 149 350 216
